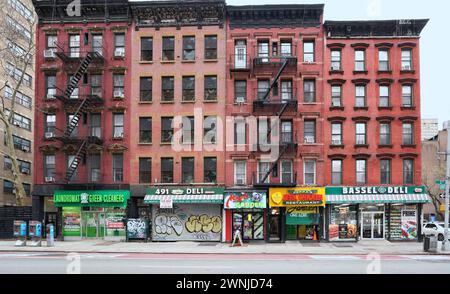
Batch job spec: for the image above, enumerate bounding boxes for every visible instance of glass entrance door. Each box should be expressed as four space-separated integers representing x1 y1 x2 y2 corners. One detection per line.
361 212 385 240
82 212 105 238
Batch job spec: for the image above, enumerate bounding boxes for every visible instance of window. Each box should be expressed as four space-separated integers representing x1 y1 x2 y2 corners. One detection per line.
355 123 366 145
90 74 102 98
403 159 414 185
113 74 125 98
379 85 390 107
355 85 366 107
140 77 152 102
304 120 316 143
203 116 217 144
257 80 270 100
356 159 367 185
3 156 12 170
380 159 391 184
7 39 32 61
114 33 125 56
304 160 316 185
161 117 174 143
331 123 342 145
182 36 195 61
402 85 413 107
182 76 195 101
303 41 315 62
161 77 174 102
67 155 77 181
281 80 293 101
5 87 32 109
258 161 270 184
92 35 103 55
139 157 151 184
234 80 247 103
46 35 57 51
280 40 292 57
18 160 31 174
355 50 365 71
6 134 31 152
113 113 124 139
304 80 315 103
6 62 32 87
90 114 101 138
3 180 14 194
332 160 343 185
112 154 123 182
204 157 217 183
378 49 389 71
44 155 55 179
234 160 246 185
45 114 56 134
204 76 217 101
46 74 56 99
161 158 174 183
67 116 78 137
182 116 194 144
401 49 412 70
331 50 341 70
204 35 217 60
89 154 101 182
281 121 293 143
380 123 391 145
402 123 414 145
141 37 153 61
6 110 31 131
23 183 31 196
6 15 31 41
8 0 34 22
280 160 293 184
331 85 342 107
182 157 195 184
139 117 152 143
69 35 80 58
162 37 175 61
234 119 246 145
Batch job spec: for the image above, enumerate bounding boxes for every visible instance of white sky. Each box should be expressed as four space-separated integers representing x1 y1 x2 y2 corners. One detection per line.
131 0 450 128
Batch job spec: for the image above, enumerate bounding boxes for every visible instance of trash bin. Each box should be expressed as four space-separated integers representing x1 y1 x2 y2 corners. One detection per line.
429 235 438 253
423 235 430 252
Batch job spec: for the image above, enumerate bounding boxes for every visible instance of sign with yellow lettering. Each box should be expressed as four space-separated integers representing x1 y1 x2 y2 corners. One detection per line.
269 187 326 207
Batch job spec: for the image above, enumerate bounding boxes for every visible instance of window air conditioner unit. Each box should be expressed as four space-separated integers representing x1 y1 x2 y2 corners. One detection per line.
114 133 124 139
46 89 56 99
21 167 30 174
114 90 124 98
332 101 341 107
235 97 245 103
304 136 315 144
45 132 54 139
45 177 54 183
331 65 340 71
21 145 30 152
114 49 125 57
402 65 411 71
236 179 245 185
44 49 55 58
332 140 342 145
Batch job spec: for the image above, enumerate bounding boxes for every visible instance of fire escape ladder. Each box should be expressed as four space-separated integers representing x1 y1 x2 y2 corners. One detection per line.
65 53 93 98
260 143 289 184
260 59 289 102
65 140 87 182
64 97 91 138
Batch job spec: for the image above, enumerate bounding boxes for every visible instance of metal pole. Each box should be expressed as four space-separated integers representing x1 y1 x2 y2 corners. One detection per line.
443 121 450 251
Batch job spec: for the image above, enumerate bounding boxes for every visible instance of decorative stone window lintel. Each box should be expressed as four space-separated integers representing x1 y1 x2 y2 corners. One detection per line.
375 43 394 48
376 78 394 84
352 154 371 159
327 79 346 85
351 43 369 49
399 153 418 158
376 153 396 158
351 78 370 85
352 116 371 122
398 42 417 48
328 154 347 160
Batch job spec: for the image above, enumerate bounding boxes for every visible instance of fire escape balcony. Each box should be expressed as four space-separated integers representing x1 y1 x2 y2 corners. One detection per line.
252 172 298 188
230 54 251 73
54 86 105 106
54 42 106 66
252 88 298 115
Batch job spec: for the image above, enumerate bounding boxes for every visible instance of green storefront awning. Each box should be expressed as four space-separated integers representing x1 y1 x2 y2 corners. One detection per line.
326 194 430 204
54 190 130 207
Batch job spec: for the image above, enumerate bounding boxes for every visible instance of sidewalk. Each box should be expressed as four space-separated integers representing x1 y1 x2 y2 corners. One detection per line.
1 239 449 255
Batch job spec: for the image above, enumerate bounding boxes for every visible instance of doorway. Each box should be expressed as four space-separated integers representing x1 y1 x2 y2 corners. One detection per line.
82 211 105 238
234 40 247 69
233 211 264 241
361 212 385 239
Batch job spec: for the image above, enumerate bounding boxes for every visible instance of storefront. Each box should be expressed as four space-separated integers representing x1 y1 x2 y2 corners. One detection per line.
144 187 224 242
269 187 326 242
325 186 430 242
54 190 130 241
223 190 267 242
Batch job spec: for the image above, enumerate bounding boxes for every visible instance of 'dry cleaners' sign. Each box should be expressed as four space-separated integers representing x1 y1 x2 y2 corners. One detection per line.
54 190 130 207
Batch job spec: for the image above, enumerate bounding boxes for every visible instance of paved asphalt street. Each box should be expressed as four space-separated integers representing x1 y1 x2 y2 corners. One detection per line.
0 252 450 274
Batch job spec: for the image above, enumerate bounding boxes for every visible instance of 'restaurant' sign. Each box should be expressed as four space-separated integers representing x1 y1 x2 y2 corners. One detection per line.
269 187 326 207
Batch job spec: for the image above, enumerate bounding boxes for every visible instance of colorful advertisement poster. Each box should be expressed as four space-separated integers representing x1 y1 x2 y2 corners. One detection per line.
401 209 417 239
224 191 267 209
269 187 326 207
105 210 126 238
29 221 42 238
62 207 81 237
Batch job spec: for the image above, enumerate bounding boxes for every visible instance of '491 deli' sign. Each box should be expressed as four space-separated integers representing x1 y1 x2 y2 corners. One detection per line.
54 190 130 207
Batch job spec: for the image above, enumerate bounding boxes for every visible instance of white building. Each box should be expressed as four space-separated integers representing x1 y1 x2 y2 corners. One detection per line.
422 119 439 141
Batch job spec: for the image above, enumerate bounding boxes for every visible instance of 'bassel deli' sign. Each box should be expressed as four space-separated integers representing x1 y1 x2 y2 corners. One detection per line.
269 187 326 207
327 186 425 195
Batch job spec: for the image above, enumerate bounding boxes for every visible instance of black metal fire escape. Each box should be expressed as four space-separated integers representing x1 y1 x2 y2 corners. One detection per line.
54 48 102 182
255 58 297 185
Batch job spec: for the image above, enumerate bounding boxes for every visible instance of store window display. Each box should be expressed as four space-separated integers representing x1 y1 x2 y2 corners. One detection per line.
329 205 357 241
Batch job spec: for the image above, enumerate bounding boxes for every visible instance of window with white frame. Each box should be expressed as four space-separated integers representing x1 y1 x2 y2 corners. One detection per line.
234 160 246 185
304 160 316 185
258 161 270 184
331 122 342 145
356 159 367 185
280 160 293 184
401 49 412 70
